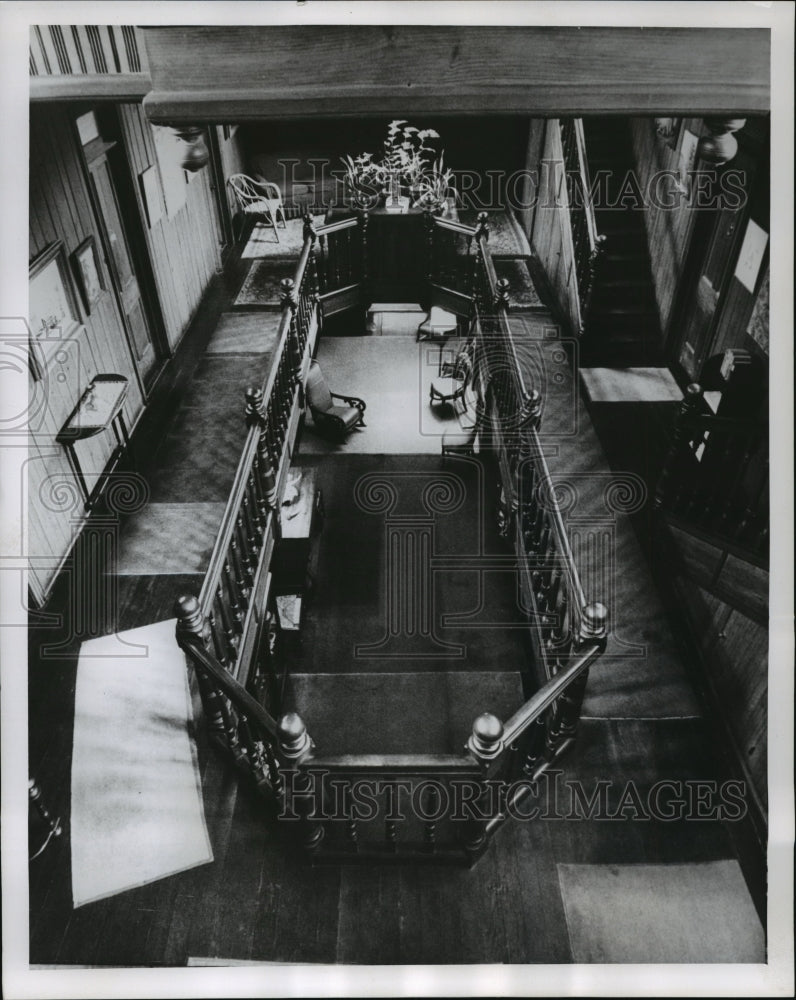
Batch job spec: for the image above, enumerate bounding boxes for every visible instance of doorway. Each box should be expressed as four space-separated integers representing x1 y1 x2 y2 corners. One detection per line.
76 109 167 395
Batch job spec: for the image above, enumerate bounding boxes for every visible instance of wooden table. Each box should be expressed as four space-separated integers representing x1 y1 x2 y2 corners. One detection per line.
271 467 323 605
56 374 132 509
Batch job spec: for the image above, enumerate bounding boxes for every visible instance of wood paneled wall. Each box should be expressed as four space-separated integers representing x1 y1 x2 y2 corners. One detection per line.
117 103 220 349
628 117 702 338
29 105 146 603
525 119 581 337
28 102 222 603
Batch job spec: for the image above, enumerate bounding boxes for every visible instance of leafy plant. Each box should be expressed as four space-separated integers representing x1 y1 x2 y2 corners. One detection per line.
412 154 455 212
340 121 453 209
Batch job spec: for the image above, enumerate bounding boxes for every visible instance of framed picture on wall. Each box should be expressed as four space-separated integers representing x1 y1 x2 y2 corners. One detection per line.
71 236 104 314
29 241 81 345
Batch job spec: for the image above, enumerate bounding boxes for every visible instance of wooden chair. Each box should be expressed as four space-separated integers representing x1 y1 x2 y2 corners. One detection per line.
417 305 458 342
429 346 473 408
227 173 287 243
305 360 366 441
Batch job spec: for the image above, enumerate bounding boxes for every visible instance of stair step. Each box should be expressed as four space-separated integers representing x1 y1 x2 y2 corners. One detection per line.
283 671 525 756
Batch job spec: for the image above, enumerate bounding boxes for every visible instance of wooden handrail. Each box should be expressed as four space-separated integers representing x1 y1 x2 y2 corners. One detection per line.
314 216 360 238
197 234 316 618
501 642 603 747
572 118 599 255
432 216 478 238
474 231 588 619
178 634 280 739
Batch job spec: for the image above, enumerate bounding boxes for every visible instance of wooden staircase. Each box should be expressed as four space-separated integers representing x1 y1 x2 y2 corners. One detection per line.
580 117 665 367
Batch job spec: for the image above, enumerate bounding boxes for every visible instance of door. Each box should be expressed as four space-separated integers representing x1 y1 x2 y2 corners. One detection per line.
86 147 160 391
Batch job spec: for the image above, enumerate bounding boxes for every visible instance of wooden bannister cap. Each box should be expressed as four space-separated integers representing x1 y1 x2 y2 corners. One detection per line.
467 712 504 760
277 712 312 760
579 602 608 642
174 594 203 634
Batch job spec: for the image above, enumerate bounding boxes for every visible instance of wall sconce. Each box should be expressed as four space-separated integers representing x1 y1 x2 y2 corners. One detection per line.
697 118 746 165
171 126 210 172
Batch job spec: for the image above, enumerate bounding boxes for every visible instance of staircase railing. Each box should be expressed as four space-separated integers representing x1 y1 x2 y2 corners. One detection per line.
655 383 769 564
559 118 606 335
175 210 608 865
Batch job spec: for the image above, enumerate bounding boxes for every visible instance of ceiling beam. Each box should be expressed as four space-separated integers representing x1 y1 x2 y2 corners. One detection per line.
140 25 770 123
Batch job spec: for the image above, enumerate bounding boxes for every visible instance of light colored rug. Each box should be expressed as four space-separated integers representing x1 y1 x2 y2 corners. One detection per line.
558 860 765 963
580 367 683 403
298 336 475 455
71 619 213 907
241 214 325 259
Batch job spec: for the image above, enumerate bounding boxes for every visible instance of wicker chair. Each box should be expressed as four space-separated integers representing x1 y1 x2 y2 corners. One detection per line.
227 173 287 242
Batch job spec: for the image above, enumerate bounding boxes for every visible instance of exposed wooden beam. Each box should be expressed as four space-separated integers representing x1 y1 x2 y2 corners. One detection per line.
141 25 770 123
30 73 151 102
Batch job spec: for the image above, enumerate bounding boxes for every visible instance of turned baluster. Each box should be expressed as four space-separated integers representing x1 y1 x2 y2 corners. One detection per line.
249 455 269 532
263 739 285 805
520 715 549 783
495 276 511 312
277 713 323 854
581 234 607 336
215 583 237 661
242 480 261 548
423 785 439 853
345 785 359 852
655 383 704 511
464 713 504 857
556 603 608 745
175 595 228 747
222 558 244 628
229 519 251 600
207 607 230 669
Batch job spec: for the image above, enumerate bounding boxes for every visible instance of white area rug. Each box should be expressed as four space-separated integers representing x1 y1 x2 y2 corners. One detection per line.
71 619 213 907
580 367 683 403
558 860 765 963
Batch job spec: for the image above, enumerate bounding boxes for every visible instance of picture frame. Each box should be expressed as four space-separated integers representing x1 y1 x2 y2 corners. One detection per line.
70 236 104 314
28 241 81 354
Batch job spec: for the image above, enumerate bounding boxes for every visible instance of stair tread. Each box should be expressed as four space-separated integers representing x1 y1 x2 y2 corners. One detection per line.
284 670 524 757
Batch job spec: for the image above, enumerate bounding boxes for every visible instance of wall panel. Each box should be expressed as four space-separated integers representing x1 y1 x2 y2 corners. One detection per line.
117 103 220 350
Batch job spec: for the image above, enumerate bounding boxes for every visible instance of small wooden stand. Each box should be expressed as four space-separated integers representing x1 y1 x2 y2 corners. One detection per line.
56 374 132 509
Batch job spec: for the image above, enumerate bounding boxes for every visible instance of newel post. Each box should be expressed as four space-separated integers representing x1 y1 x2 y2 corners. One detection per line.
175 594 227 747
556 602 608 745
277 712 324 855
654 383 703 510
464 713 504 857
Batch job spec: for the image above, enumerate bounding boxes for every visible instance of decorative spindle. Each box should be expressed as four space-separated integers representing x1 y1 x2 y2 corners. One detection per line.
495 276 511 311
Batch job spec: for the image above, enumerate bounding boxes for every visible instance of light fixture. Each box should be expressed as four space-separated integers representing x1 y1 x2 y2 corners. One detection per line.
171 126 210 172
696 118 746 165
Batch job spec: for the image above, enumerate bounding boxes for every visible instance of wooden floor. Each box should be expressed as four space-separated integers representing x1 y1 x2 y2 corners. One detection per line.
27 240 765 967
